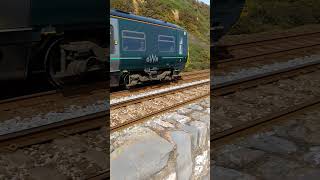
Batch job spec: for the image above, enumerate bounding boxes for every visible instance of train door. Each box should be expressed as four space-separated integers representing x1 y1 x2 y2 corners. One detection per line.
110 18 120 73
177 30 188 67
110 18 120 87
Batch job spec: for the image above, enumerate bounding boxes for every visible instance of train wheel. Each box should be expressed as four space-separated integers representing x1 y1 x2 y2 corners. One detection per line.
123 74 131 90
44 38 65 87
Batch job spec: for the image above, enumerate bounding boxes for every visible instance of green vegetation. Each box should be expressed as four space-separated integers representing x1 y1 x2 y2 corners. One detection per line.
111 0 210 71
187 40 210 70
230 0 320 34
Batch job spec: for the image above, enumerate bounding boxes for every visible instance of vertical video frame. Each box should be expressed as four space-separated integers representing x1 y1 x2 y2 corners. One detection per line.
110 0 210 179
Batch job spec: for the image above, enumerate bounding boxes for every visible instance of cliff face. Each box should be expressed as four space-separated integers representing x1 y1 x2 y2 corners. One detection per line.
229 0 320 35
111 0 210 70
111 0 209 42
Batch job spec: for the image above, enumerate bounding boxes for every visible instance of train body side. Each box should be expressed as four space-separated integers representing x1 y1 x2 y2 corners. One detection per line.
0 0 106 82
110 10 188 87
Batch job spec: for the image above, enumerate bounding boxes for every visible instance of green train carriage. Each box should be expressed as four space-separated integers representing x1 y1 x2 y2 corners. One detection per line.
110 9 189 88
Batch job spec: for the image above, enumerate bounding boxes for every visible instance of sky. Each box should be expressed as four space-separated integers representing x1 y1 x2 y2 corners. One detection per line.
199 0 210 5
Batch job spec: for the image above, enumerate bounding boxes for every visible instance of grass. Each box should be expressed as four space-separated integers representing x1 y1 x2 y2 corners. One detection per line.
229 0 320 35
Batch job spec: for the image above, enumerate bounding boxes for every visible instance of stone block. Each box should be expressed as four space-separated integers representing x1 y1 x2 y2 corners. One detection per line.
111 127 174 180
189 121 208 149
170 131 193 180
166 113 191 124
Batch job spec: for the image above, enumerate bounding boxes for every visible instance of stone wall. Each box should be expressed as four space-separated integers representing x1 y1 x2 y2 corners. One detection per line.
110 98 210 180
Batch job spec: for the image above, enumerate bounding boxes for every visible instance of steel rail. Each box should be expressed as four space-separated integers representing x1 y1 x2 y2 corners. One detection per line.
111 79 210 109
215 43 320 66
212 60 320 96
0 90 58 105
0 81 107 106
86 169 110 180
211 61 320 147
0 111 108 152
214 31 320 67
111 92 209 132
220 31 320 48
110 70 209 97
212 98 320 147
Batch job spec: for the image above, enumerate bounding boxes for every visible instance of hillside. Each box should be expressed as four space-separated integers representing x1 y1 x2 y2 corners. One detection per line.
111 0 210 71
230 0 320 35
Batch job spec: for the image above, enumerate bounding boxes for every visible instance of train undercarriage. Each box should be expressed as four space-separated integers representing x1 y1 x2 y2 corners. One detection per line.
43 35 107 87
0 28 107 88
111 68 181 89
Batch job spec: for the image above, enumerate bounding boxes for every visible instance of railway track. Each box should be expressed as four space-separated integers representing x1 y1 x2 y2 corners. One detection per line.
0 69 208 106
212 60 320 96
111 69 209 98
215 31 320 68
212 98 320 147
211 60 320 148
111 79 210 132
221 31 320 48
0 85 110 179
0 90 57 105
0 111 108 152
0 81 107 107
0 81 109 151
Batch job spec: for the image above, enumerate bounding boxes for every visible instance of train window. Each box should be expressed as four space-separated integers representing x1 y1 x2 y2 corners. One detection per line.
122 30 146 51
158 35 175 52
110 25 115 54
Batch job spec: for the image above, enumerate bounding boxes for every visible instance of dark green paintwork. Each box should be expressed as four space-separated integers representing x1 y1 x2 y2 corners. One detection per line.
31 0 106 26
114 17 188 72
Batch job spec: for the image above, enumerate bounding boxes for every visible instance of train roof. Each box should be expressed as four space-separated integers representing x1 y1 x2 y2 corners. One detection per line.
110 9 184 30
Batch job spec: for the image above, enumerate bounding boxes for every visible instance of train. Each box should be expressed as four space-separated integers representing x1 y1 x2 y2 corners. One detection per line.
0 0 107 87
110 9 189 88
211 0 246 44
1 1 245 88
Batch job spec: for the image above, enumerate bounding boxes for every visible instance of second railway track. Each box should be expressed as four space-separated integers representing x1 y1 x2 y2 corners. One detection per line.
215 31 320 68
212 98 320 147
211 60 320 149
213 60 320 96
0 111 108 152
